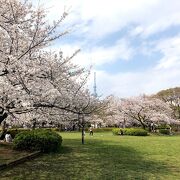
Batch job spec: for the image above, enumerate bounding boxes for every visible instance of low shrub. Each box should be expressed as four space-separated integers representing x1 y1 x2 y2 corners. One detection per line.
124 128 148 136
7 129 30 139
52 128 60 132
93 128 114 132
41 128 60 132
112 128 120 135
6 128 61 139
13 129 62 153
112 128 148 136
158 124 171 129
159 129 170 135
171 125 180 132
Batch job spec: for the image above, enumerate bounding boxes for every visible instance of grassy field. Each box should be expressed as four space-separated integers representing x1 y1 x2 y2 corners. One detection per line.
1 132 180 179
0 143 30 164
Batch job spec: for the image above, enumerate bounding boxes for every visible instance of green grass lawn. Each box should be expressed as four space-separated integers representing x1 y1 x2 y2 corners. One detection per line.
1 132 180 179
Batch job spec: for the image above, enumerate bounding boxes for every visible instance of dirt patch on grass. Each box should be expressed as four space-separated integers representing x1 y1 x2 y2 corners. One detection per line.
0 143 29 164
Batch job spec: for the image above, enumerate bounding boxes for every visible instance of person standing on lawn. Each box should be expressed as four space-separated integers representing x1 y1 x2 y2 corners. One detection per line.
89 126 93 136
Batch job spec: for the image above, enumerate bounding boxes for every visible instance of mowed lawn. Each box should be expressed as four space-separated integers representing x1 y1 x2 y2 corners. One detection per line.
1 132 180 179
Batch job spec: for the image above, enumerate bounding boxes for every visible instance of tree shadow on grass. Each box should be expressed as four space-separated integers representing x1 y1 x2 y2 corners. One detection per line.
63 139 170 179
58 146 73 154
0 138 174 180
0 143 30 166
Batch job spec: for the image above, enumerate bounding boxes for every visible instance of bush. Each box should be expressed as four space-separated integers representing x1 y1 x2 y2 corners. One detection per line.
124 128 148 136
52 128 60 132
158 124 171 129
41 128 60 132
159 129 170 135
112 128 120 135
7 128 30 139
13 129 62 153
6 128 60 139
112 128 148 136
93 128 114 132
171 124 180 132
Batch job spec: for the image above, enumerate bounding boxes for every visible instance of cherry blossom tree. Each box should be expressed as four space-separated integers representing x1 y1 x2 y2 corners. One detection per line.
104 95 133 128
154 87 180 119
0 0 68 122
0 0 103 143
118 96 175 130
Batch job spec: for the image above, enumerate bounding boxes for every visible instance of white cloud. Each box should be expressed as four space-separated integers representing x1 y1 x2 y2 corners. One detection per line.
155 35 180 69
34 0 180 97
88 34 180 97
49 38 134 67
37 0 180 39
88 67 180 98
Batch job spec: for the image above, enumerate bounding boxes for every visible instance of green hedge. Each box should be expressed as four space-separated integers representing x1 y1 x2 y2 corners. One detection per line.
93 128 114 132
13 129 62 153
159 129 171 135
112 128 148 136
41 128 60 132
125 128 148 136
4 128 60 139
158 124 171 129
112 128 122 136
7 129 30 139
112 128 120 135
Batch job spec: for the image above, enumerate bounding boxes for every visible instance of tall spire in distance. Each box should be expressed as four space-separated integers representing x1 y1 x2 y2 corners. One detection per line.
93 72 97 97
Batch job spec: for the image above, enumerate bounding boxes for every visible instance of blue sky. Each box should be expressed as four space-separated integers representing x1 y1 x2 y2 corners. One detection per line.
34 0 180 97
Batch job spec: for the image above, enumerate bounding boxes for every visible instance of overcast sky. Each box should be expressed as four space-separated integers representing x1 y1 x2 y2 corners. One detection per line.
34 0 180 97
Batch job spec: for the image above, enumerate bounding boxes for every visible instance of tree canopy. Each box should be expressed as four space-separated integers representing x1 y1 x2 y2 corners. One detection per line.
0 0 104 129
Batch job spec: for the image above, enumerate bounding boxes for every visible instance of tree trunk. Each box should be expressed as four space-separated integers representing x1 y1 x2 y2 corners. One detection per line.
78 125 81 132
142 124 146 130
82 125 85 145
32 118 37 130
32 122 36 130
0 110 8 125
139 121 146 130
138 118 147 130
123 118 126 129
0 109 8 140
177 104 180 119
81 115 85 145
0 121 7 140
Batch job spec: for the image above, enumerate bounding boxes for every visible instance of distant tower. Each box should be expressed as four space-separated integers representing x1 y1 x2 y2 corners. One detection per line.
93 72 98 97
